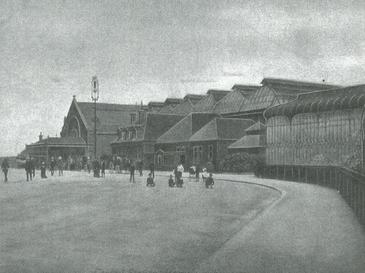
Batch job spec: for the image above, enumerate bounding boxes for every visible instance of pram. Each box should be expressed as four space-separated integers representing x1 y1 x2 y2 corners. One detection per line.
188 166 196 178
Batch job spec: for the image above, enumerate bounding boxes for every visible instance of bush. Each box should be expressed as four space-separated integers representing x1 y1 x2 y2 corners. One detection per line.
218 152 265 173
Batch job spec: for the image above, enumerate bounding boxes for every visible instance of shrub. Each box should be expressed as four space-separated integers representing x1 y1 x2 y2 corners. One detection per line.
218 152 265 173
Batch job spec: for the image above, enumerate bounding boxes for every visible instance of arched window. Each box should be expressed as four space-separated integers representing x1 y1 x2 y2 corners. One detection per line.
69 116 81 137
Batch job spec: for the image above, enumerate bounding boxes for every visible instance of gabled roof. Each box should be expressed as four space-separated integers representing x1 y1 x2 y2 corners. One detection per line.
231 84 260 95
189 118 254 142
261 78 340 95
183 94 205 102
238 78 341 113
193 90 230 113
77 101 139 131
214 89 250 114
264 84 365 118
156 113 218 144
228 135 266 149
148 101 165 112
28 137 87 147
158 98 184 114
245 122 266 134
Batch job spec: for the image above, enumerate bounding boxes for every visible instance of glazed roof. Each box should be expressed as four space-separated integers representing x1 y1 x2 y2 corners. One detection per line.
193 90 230 112
264 84 365 118
189 118 254 142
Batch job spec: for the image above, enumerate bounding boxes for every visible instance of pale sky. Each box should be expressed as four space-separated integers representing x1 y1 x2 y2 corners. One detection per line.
1 0 365 156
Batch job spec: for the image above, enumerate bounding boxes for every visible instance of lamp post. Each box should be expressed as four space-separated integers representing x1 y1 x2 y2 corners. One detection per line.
91 76 99 160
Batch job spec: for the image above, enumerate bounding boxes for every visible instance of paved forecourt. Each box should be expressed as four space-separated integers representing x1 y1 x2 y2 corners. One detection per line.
0 169 278 273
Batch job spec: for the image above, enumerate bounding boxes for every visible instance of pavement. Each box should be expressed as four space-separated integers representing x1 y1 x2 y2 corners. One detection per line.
0 169 364 273
194 173 365 273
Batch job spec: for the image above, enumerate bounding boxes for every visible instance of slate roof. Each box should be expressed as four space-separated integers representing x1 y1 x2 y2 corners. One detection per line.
189 118 254 142
264 84 365 118
245 122 266 134
28 137 87 147
77 102 140 132
156 113 218 144
228 135 266 149
194 90 231 112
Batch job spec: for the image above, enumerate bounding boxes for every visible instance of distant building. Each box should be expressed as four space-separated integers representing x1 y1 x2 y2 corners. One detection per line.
21 96 142 165
189 118 254 170
111 112 184 167
155 112 218 170
60 97 144 158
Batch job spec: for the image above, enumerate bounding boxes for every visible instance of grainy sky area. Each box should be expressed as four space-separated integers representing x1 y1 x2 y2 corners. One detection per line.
0 0 365 156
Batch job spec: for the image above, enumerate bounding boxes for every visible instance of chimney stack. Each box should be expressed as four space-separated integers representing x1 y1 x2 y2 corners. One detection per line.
39 132 43 141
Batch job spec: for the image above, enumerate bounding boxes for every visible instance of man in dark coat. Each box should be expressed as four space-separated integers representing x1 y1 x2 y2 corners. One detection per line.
129 161 135 183
40 161 47 179
1 158 9 182
25 158 32 181
93 158 100 178
138 160 143 176
50 157 56 176
101 159 106 178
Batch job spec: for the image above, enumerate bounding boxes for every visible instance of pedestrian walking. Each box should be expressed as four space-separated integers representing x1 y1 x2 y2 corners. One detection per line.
25 157 32 181
149 162 155 178
195 164 200 182
30 156 35 178
93 158 100 178
40 161 47 179
101 159 106 178
138 160 143 176
1 158 9 182
129 161 135 183
58 156 64 176
50 157 55 176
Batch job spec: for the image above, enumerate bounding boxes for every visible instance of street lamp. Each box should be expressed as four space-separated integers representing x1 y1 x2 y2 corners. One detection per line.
91 76 99 159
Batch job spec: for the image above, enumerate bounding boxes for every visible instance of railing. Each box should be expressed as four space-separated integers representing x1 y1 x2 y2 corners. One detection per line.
258 165 365 227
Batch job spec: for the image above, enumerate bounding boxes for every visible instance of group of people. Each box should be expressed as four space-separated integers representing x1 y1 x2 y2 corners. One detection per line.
23 156 65 181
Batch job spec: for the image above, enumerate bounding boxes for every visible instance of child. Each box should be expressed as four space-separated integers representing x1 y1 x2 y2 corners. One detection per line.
146 173 155 187
205 173 214 189
168 174 175 187
201 168 208 182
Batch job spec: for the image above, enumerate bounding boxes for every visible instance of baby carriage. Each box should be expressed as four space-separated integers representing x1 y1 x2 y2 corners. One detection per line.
188 166 196 178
